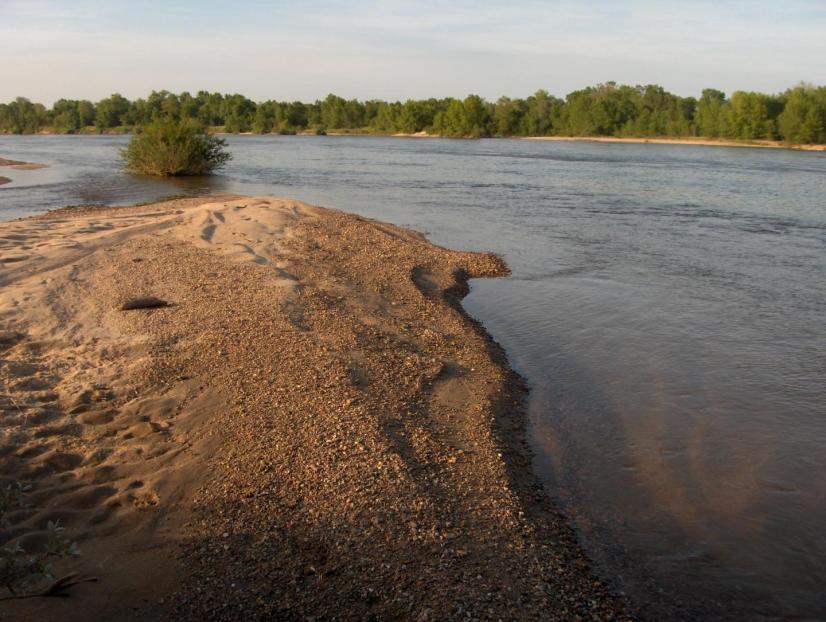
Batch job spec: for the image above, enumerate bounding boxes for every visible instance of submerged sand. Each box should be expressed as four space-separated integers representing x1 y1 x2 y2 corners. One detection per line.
0 158 49 170
0 157 49 185
0 196 628 620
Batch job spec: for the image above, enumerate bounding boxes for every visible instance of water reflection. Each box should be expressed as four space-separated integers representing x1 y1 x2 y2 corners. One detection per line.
465 271 826 619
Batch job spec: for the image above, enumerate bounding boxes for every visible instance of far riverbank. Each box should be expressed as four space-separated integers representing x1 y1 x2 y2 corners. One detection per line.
521 135 826 151
5 129 826 153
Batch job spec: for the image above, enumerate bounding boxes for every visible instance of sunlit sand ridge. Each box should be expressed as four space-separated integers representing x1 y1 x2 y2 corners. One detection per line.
0 196 627 620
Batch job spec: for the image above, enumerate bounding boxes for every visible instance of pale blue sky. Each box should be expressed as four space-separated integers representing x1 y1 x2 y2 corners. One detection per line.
2 0 824 104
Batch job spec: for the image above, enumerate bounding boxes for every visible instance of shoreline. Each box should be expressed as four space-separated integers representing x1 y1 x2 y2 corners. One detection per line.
0 195 629 620
5 132 826 152
521 135 826 151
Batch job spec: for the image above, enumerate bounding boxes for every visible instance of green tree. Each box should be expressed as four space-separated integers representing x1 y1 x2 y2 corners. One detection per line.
196 91 225 126
435 95 490 137
694 89 727 137
0 97 49 133
3 83 826 144
728 91 772 140
520 90 560 136
95 93 131 130
778 85 826 144
319 94 366 130
284 101 308 130
492 97 523 136
77 100 96 127
624 85 693 136
252 101 276 133
222 94 256 132
51 99 82 133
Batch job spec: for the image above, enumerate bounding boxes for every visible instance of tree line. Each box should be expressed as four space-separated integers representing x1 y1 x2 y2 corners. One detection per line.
2 83 825 144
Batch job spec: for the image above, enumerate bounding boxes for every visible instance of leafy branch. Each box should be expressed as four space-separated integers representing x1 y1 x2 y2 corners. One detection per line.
0 481 91 599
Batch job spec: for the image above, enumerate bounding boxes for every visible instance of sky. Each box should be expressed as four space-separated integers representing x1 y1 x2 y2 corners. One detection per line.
1 0 825 105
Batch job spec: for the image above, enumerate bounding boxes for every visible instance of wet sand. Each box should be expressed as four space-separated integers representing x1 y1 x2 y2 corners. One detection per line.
0 158 49 170
0 157 49 185
0 196 628 620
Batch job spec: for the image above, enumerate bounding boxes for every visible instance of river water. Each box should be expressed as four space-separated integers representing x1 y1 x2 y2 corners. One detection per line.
2 135 825 620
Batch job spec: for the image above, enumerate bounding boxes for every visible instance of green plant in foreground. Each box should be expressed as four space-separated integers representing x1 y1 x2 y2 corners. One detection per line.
120 118 232 176
0 481 81 598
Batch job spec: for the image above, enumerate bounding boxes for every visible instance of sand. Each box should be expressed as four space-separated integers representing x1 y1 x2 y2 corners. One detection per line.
0 158 49 170
0 157 49 186
391 131 435 138
522 135 826 151
0 196 629 620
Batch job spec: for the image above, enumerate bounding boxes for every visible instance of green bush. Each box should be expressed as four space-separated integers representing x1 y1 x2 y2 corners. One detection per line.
120 119 231 176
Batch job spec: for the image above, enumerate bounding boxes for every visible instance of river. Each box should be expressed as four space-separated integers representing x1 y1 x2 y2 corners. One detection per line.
2 134 825 620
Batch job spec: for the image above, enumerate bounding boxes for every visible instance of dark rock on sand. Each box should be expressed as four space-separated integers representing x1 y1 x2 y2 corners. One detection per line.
120 296 171 310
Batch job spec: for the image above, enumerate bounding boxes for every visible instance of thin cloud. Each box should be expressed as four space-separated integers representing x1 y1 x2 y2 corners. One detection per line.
1 0 824 104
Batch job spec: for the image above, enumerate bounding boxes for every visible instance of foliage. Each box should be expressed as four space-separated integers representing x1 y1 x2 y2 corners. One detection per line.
0 97 49 133
695 89 728 137
1 481 80 597
778 84 826 144
729 91 774 139
433 95 491 137
94 93 131 131
120 118 232 176
3 83 826 143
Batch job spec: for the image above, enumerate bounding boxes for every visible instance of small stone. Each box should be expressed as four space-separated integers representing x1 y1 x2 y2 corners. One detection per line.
120 296 170 311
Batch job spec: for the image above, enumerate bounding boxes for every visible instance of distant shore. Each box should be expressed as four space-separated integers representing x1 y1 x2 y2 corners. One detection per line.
5 130 826 152
521 135 826 151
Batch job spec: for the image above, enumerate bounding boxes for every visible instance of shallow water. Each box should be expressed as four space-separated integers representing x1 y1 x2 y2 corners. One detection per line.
2 135 825 619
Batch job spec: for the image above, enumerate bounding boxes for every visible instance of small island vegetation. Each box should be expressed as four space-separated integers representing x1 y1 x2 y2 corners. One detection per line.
120 118 231 176
2 82 825 145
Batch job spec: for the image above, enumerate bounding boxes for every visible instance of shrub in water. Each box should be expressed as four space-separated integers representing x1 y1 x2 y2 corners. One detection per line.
120 119 231 176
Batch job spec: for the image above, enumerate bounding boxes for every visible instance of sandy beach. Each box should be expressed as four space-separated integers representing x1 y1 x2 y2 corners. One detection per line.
0 196 627 620
522 135 826 151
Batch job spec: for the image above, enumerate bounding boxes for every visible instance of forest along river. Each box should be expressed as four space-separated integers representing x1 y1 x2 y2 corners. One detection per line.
2 134 825 620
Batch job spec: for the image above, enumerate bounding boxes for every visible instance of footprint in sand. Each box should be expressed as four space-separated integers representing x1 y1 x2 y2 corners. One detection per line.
131 490 160 509
79 409 118 425
11 376 53 392
26 407 63 425
41 451 84 473
1 254 29 263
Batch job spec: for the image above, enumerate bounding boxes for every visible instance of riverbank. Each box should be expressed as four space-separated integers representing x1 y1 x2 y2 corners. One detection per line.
0 196 628 620
6 130 826 152
522 135 826 151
